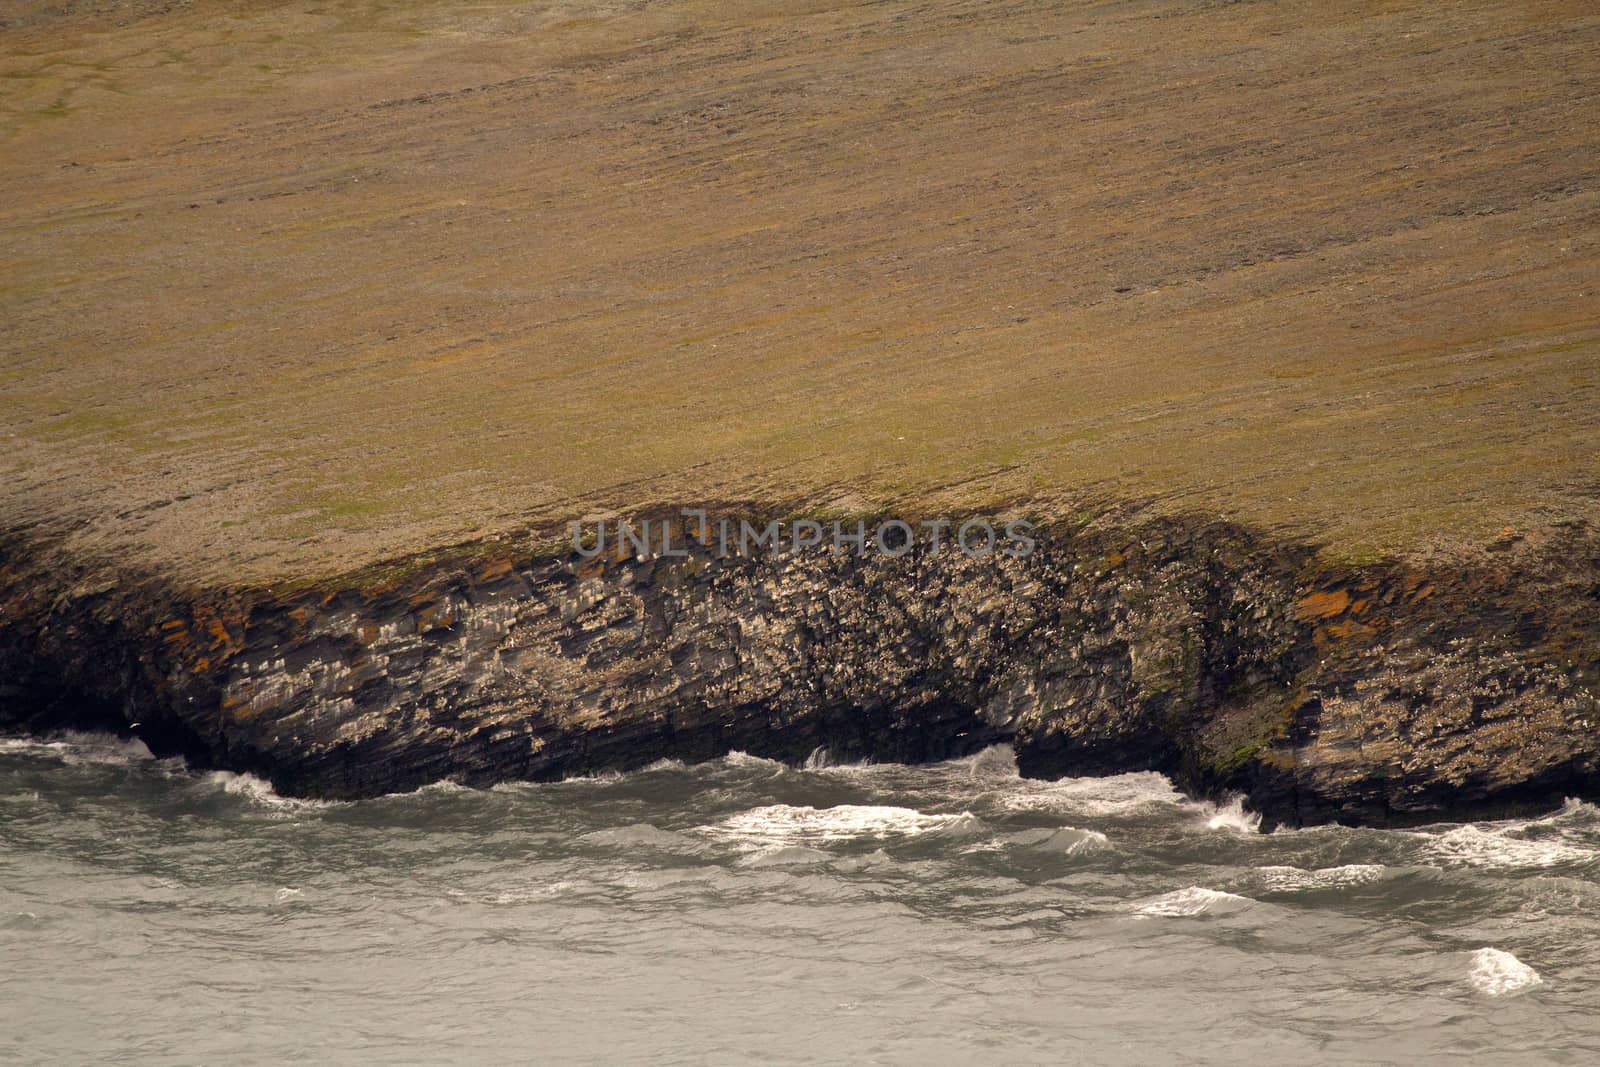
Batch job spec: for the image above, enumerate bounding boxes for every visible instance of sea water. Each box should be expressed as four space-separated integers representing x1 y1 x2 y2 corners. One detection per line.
2 734 1595 1064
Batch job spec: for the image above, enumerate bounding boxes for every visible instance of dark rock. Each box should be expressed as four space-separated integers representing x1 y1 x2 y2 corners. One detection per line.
2 513 1597 828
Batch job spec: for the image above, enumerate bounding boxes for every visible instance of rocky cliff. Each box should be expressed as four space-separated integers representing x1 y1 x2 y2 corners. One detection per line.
3 510 1597 829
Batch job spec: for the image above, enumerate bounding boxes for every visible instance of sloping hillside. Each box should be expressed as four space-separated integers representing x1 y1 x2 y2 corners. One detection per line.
2 0 1597 581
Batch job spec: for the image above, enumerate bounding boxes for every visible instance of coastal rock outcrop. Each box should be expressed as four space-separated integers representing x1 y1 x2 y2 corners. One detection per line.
2 514 1596 828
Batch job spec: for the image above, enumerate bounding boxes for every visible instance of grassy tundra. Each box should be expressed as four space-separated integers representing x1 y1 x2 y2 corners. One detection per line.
2 0 1597 582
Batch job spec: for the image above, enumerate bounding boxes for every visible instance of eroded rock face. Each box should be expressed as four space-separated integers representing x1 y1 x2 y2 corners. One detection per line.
1246 538 1600 826
2 517 1597 827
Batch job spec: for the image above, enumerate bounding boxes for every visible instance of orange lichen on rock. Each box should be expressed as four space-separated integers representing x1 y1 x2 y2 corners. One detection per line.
1295 589 1352 621
476 558 514 583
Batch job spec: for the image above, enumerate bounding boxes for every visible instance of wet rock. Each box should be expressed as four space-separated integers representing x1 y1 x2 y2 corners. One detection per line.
1 514 1597 827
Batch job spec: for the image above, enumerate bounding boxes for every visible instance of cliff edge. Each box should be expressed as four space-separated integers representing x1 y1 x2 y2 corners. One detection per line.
4 512 1596 828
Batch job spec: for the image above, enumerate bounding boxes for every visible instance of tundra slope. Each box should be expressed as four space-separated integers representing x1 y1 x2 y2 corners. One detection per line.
2 0 1598 581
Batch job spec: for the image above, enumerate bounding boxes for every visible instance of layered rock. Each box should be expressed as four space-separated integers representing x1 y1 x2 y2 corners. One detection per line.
2 513 1596 828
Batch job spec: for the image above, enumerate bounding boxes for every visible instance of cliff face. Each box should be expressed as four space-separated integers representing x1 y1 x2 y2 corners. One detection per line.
2 515 1598 828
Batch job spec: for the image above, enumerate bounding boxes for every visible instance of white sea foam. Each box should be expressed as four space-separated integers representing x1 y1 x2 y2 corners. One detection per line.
1554 797 1600 820
806 744 1016 779
984 770 1265 832
722 750 787 771
546 768 625 786
1477 797 1600 834
386 779 475 799
201 771 333 813
1249 864 1388 892
1200 795 1263 834
1468 948 1543 996
0 731 157 767
704 804 975 844
994 771 1187 817
929 811 991 838
1420 825 1598 869
1132 886 1255 918
946 744 1023 778
802 746 841 770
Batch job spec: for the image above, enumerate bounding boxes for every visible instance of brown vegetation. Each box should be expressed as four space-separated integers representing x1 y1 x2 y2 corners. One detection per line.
3 0 1597 582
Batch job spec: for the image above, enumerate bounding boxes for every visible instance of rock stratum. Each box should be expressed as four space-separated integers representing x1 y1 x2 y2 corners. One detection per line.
4 512 1597 828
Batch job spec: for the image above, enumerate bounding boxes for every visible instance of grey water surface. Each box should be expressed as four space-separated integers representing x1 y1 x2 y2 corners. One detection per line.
2 733 1595 1064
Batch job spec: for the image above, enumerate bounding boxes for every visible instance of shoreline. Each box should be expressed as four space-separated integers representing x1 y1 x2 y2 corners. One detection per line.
4 506 1595 829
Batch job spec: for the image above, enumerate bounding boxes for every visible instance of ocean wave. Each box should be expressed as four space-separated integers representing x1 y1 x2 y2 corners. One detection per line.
954 744 1034 778
736 845 835 868
368 778 480 801
807 743 1020 779
1248 864 1389 892
1131 886 1255 918
485 880 584 904
721 750 788 771
1418 825 1598 870
542 768 626 786
995 826 1113 855
199 771 337 813
1553 796 1600 821
1468 948 1543 996
1036 826 1112 855
992 770 1188 817
1479 797 1600 834
802 746 847 771
0 731 160 767
412 779 478 797
703 804 977 844
579 823 707 854
1198 795 1263 834
828 848 900 873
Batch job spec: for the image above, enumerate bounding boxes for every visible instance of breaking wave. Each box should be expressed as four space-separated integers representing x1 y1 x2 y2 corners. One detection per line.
991 769 1188 817
0 731 161 767
1247 864 1390 892
702 803 980 844
1199 795 1263 834
199 771 337 813
1132 887 1256 918
1468 948 1543 996
1418 824 1599 870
